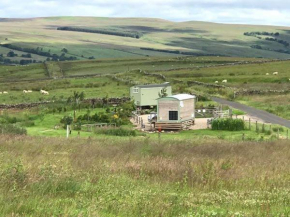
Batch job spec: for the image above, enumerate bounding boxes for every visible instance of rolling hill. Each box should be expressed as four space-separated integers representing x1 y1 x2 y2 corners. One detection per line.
1 16 290 64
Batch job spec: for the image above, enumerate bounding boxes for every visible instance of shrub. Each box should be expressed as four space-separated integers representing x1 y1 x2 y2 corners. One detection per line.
0 124 27 135
272 127 284 132
60 116 73 129
95 128 137 137
212 118 245 131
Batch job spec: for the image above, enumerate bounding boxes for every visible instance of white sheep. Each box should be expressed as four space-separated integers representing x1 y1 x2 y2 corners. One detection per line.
215 81 219 83
23 90 28 93
3 91 8 94
42 90 49 95
222 79 227 83
266 73 269 76
27 90 33 93
273 72 278 75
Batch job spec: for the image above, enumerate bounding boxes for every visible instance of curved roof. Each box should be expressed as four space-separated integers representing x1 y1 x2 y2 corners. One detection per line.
159 94 195 101
135 82 170 88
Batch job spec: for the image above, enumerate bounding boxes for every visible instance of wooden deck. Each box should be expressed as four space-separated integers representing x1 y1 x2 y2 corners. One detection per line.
155 119 194 130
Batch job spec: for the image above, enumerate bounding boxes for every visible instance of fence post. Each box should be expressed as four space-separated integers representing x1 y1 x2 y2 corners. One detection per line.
249 118 251 130
256 121 258 132
66 125 69 138
287 129 289 139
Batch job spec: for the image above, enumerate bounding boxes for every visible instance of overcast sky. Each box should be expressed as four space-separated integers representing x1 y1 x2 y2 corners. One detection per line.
0 0 289 26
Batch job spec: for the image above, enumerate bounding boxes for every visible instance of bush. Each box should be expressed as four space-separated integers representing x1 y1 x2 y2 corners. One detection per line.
0 124 27 135
95 128 137 137
272 127 284 132
212 118 245 131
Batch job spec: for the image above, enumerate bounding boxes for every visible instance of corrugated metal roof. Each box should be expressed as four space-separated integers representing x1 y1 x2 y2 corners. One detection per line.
163 94 196 100
135 82 170 88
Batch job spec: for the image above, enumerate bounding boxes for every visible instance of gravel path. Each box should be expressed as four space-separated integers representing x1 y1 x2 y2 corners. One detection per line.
212 97 290 128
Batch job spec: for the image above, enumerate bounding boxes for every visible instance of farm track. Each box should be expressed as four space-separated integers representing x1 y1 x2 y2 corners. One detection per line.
212 97 290 128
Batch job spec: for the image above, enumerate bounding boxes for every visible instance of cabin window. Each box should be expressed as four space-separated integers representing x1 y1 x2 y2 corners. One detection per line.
133 88 139 93
169 111 178 120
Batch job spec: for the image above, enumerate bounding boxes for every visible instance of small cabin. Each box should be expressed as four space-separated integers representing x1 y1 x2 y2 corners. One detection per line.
155 94 196 130
130 83 172 108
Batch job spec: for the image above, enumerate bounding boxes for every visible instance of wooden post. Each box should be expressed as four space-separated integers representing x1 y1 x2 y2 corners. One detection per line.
249 118 251 130
256 121 258 132
243 116 244 122
242 133 245 141
141 118 143 128
287 129 289 139
66 125 69 138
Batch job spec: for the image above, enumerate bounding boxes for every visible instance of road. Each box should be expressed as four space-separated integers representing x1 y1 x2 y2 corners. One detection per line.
212 97 290 128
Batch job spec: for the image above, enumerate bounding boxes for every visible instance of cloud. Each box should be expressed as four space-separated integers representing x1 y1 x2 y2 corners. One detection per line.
0 0 289 26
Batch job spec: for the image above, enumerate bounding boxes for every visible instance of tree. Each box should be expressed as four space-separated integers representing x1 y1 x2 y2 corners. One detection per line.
67 91 85 120
7 51 17 57
61 48 68 53
158 87 168 98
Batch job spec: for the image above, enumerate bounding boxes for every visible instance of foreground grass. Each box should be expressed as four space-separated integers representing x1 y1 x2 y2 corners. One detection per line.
0 136 289 216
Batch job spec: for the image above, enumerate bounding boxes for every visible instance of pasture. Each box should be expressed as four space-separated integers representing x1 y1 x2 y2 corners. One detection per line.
2 16 290 63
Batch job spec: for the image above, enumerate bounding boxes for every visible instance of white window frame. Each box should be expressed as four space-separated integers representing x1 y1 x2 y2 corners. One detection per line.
133 88 139 93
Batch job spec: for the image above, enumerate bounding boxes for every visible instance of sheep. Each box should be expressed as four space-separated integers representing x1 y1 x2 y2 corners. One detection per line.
27 90 33 93
23 90 28 93
0 92 2 94
42 90 49 95
222 79 227 83
215 81 219 83
266 73 269 75
3 91 8 94
273 72 278 75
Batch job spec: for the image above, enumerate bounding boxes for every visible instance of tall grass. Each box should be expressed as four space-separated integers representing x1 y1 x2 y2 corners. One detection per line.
0 136 289 216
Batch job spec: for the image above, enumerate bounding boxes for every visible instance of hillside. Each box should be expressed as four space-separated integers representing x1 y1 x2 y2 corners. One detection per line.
1 17 290 64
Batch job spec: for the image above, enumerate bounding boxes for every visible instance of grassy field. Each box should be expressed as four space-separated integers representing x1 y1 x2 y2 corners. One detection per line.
2 17 290 62
0 135 289 216
1 55 290 120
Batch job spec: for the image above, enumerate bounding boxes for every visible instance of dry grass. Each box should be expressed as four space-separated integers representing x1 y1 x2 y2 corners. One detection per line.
0 135 289 216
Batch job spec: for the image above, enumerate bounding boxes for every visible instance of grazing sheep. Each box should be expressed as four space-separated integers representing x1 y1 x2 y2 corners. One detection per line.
23 90 28 93
222 79 227 83
273 72 279 75
27 90 33 93
41 90 49 95
266 73 269 75
3 91 8 94
215 81 219 83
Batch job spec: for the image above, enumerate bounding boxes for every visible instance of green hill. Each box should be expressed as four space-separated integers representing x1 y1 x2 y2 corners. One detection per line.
1 17 290 64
